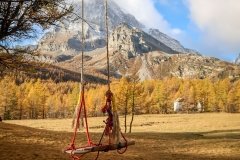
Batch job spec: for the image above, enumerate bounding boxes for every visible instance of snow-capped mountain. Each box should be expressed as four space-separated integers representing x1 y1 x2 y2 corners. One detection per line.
36 0 240 81
148 29 198 54
57 24 240 81
38 0 197 57
38 0 143 56
109 24 177 58
68 0 144 30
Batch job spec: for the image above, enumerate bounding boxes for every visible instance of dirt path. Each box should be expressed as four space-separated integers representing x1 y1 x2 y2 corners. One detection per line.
0 122 240 160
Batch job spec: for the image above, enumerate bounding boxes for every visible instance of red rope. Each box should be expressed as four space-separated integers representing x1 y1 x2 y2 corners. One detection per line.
117 132 128 154
82 89 92 146
101 90 113 136
97 90 129 157
66 88 93 160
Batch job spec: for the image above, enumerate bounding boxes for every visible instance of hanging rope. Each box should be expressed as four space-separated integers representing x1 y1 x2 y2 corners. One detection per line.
66 1 93 159
105 0 110 91
69 89 92 149
81 0 84 85
95 0 128 157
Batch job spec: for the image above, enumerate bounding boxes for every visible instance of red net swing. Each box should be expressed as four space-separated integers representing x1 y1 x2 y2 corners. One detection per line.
64 0 135 159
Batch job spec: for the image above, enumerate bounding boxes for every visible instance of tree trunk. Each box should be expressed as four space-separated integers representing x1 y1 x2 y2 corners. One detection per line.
124 95 128 133
19 105 22 120
129 81 136 133
129 106 134 133
42 106 45 119
4 106 8 120
30 108 33 119
158 99 161 114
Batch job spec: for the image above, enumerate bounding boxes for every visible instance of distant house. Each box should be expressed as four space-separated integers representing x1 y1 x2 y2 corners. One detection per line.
197 101 204 112
174 98 183 112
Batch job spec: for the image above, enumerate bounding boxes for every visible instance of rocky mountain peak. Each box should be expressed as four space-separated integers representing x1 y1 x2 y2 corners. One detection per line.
68 0 144 30
38 0 200 58
148 28 198 54
109 23 149 58
38 0 144 57
235 53 240 65
109 23 177 59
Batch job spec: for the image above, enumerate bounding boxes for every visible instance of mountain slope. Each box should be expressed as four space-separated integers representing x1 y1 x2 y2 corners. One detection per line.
57 49 240 81
148 29 198 54
109 24 178 58
36 0 240 81
37 0 196 58
56 24 240 81
38 0 143 57
235 53 240 65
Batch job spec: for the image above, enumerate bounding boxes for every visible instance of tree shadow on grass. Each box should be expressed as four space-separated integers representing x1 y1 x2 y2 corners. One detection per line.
0 123 240 160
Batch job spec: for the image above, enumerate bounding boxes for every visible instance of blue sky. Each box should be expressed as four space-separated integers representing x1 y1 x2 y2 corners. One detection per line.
155 1 189 31
115 0 240 62
154 1 207 56
155 0 239 61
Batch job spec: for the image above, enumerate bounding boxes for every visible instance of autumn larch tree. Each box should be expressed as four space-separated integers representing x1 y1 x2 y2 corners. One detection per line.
129 76 142 133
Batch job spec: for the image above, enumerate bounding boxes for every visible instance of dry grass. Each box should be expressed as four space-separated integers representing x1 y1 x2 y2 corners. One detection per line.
6 113 240 133
1 113 240 160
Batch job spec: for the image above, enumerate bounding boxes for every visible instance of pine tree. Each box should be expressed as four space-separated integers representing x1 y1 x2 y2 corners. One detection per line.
236 81 240 112
114 77 131 133
227 88 238 113
129 77 142 133
16 84 27 119
157 80 170 114
207 83 217 112
216 79 230 112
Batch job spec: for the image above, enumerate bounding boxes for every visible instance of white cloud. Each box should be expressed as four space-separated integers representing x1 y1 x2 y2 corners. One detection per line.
113 0 182 37
186 0 240 51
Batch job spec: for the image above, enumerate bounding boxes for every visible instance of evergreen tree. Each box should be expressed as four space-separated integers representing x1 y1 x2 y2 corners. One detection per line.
114 77 131 133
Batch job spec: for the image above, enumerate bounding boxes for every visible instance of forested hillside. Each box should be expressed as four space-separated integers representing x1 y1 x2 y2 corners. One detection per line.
1 76 240 120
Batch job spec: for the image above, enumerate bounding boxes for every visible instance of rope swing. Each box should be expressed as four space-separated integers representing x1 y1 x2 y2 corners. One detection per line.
64 0 135 159
65 0 93 159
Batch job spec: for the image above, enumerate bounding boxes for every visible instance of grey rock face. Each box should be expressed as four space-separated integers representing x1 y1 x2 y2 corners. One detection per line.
24 54 56 63
235 53 240 65
148 28 198 54
109 24 176 59
38 0 200 58
38 0 143 56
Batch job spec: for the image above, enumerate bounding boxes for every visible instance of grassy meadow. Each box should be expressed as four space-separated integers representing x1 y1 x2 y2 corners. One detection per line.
1 113 240 160
6 113 240 133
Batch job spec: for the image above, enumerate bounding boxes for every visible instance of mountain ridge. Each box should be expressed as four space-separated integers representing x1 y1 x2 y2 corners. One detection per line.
235 53 240 65
38 0 197 57
36 0 240 81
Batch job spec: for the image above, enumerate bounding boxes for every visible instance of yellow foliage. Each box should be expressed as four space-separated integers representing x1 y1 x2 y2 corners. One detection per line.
1 76 240 119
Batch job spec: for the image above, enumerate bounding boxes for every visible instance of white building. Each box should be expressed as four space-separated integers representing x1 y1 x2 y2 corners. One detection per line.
174 98 183 112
